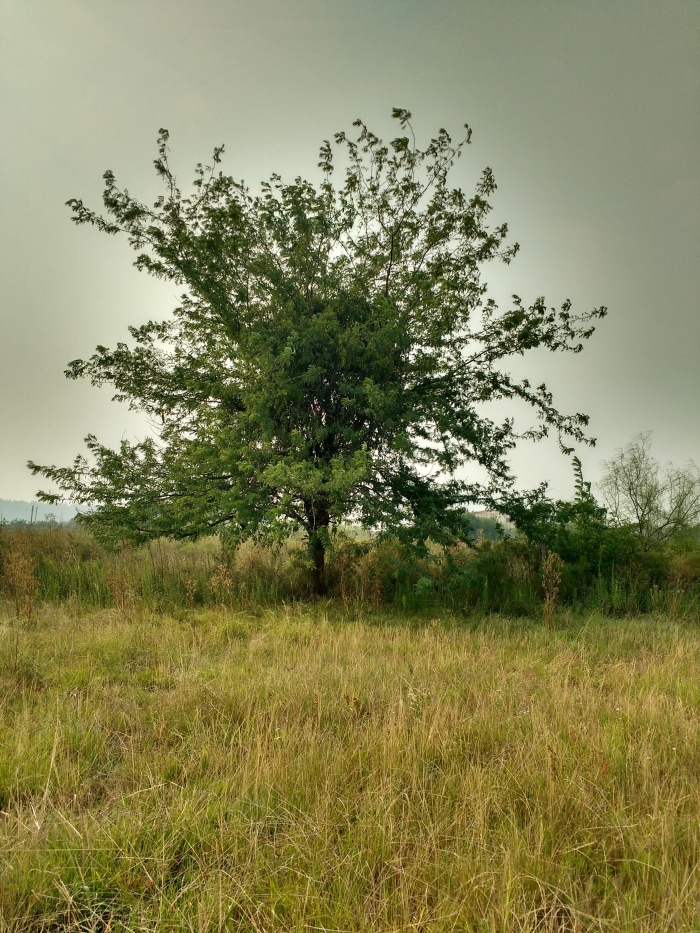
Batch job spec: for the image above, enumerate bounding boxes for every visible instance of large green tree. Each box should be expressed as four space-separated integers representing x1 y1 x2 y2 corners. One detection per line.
31 110 606 593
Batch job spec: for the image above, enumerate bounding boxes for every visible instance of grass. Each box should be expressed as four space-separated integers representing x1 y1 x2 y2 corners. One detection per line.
4 524 700 619
2 603 700 931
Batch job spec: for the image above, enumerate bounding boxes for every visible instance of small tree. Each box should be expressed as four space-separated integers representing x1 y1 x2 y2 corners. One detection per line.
30 110 606 594
599 434 700 550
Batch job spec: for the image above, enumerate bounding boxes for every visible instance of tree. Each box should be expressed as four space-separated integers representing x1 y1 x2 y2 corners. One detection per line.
498 457 638 584
30 109 607 594
599 434 700 550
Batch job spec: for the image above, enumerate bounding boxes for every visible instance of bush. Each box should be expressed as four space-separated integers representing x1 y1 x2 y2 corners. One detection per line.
0 516 698 618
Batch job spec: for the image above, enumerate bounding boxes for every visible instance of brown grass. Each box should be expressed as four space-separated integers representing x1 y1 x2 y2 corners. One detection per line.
1 603 700 930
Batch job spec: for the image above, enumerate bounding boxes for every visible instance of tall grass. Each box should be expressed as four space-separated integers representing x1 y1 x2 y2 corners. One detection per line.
2 602 700 930
1 524 699 618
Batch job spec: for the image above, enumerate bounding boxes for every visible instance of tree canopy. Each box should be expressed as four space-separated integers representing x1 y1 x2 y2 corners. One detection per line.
599 434 700 550
31 109 607 592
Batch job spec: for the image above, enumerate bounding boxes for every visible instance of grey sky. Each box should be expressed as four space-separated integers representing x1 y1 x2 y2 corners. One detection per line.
1 0 698 501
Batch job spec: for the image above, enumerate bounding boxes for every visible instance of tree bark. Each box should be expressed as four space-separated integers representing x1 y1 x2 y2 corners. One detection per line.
309 530 327 597
305 500 329 597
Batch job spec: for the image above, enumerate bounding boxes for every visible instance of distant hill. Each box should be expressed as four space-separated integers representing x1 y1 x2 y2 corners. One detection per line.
469 510 517 540
0 499 79 524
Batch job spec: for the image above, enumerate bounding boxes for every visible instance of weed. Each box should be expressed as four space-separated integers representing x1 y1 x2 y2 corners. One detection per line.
1 531 38 623
542 550 564 630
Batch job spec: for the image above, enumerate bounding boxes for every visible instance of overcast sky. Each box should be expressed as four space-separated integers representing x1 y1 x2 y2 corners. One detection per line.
1 0 698 501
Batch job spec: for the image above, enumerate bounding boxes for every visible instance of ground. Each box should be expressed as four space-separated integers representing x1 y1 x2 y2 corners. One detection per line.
1 603 699 931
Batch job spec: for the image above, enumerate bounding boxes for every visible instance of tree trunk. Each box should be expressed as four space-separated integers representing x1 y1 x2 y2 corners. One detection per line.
305 501 329 597
309 530 327 597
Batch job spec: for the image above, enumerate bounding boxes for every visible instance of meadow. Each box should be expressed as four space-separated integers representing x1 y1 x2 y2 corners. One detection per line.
2 597 700 932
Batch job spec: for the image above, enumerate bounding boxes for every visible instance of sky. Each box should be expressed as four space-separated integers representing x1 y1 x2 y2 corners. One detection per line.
0 0 698 502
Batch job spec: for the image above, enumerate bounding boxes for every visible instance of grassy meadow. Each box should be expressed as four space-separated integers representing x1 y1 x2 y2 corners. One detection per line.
2 598 700 931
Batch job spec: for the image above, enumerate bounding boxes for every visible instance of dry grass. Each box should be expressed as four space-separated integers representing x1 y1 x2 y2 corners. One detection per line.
1 603 700 931
0 535 37 623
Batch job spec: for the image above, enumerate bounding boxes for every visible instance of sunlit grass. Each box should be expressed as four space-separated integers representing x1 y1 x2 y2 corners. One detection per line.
1 603 700 930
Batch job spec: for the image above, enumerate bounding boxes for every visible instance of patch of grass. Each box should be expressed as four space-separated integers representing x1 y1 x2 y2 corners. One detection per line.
4 524 700 618
1 604 700 930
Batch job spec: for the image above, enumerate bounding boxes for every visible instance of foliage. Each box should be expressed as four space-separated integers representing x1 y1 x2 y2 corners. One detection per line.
496 457 638 579
30 110 606 592
2 519 698 622
599 433 700 550
472 453 700 612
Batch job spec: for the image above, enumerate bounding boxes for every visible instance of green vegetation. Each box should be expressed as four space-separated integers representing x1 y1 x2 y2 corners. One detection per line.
1 502 698 620
1 473 698 929
30 110 606 592
8 103 699 929
2 601 700 931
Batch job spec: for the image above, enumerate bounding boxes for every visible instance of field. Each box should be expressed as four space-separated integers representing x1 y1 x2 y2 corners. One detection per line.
2 603 700 931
